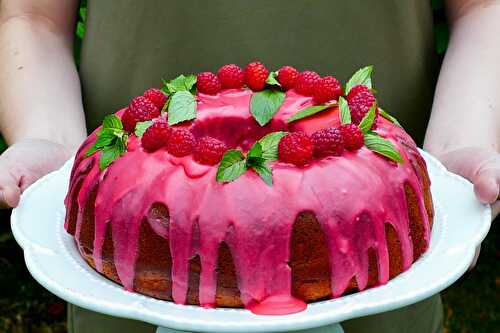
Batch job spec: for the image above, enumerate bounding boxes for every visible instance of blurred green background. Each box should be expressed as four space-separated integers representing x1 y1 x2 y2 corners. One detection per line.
1 1 498 333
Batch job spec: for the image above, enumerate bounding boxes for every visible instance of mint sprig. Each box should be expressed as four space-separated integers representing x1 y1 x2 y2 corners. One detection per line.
364 132 403 163
265 71 281 87
216 131 286 185
358 103 377 133
287 103 336 123
345 65 373 94
85 115 128 170
161 74 198 125
338 96 351 125
134 120 154 138
378 108 402 127
250 89 286 126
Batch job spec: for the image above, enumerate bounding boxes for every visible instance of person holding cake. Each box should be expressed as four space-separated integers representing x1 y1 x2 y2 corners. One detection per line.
0 1 499 333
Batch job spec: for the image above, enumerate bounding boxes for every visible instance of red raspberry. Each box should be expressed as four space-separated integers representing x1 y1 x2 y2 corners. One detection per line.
278 132 314 166
277 66 299 90
217 64 245 89
141 120 170 152
193 136 228 165
340 124 364 151
197 72 221 95
143 88 168 109
311 127 344 157
295 71 321 96
166 128 195 157
313 76 343 104
245 61 269 91
123 96 160 132
346 85 377 125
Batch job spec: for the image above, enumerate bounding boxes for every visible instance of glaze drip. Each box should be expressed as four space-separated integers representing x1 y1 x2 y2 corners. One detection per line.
65 89 430 315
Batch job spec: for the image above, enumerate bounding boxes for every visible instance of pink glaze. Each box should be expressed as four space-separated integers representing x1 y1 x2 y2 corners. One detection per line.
64 89 430 315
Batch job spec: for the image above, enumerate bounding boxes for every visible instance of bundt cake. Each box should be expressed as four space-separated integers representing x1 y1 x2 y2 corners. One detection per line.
64 64 434 315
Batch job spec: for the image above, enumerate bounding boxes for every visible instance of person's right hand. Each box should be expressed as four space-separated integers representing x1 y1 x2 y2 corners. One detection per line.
0 139 73 208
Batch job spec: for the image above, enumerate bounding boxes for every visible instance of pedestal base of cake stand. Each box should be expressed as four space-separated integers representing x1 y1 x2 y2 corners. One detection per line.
155 323 344 333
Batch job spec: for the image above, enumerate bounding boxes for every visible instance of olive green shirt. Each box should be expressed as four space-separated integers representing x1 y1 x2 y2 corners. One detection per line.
80 0 438 144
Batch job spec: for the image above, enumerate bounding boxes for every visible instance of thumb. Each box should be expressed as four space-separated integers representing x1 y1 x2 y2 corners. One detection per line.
473 167 500 204
0 174 21 208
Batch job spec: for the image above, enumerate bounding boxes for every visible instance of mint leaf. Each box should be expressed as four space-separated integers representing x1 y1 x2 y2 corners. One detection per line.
257 131 287 160
250 90 286 126
135 120 154 138
265 71 281 87
358 103 377 133
345 65 373 94
339 96 351 124
216 150 248 183
99 144 123 170
364 133 403 163
166 75 188 93
247 142 263 160
184 74 197 92
168 91 197 125
252 161 273 186
378 108 402 127
287 104 335 123
103 114 123 130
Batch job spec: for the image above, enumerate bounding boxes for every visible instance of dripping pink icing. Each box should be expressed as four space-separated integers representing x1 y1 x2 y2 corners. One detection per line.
65 89 430 315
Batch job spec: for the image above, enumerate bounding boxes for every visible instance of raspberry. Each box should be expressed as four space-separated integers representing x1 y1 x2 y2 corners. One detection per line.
166 128 195 157
217 64 245 89
197 72 221 95
141 120 170 152
346 85 377 125
278 132 314 166
245 61 269 91
313 76 343 104
295 71 321 96
193 136 228 165
311 127 344 157
123 96 160 132
143 88 168 109
340 124 364 151
277 66 299 90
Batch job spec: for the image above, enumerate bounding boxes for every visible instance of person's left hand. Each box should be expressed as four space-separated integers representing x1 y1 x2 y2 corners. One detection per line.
437 146 499 219
433 146 499 269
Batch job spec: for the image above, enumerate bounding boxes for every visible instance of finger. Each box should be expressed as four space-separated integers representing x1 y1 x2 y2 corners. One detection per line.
0 184 21 208
473 167 500 204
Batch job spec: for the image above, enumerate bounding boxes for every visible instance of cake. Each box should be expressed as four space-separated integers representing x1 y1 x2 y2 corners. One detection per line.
64 63 433 315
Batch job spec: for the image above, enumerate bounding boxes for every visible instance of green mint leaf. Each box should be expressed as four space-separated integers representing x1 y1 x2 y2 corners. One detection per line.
166 74 188 93
265 71 281 87
161 96 170 114
345 65 373 94
102 114 123 130
257 131 287 160
287 104 335 123
339 96 351 124
167 91 197 125
134 120 154 138
216 150 248 183
250 90 286 126
252 161 273 186
364 133 403 163
358 102 377 133
99 144 123 171
248 142 263 160
378 108 402 127
184 74 197 92
118 134 128 154
85 129 120 157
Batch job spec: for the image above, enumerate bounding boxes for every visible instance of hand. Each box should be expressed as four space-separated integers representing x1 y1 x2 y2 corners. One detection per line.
0 139 73 208
437 147 500 219
435 147 499 269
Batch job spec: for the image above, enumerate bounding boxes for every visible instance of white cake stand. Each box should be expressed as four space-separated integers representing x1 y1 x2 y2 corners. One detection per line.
11 150 491 333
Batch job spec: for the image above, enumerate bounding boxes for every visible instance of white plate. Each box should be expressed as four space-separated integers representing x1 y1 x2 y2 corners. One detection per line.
11 150 491 333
